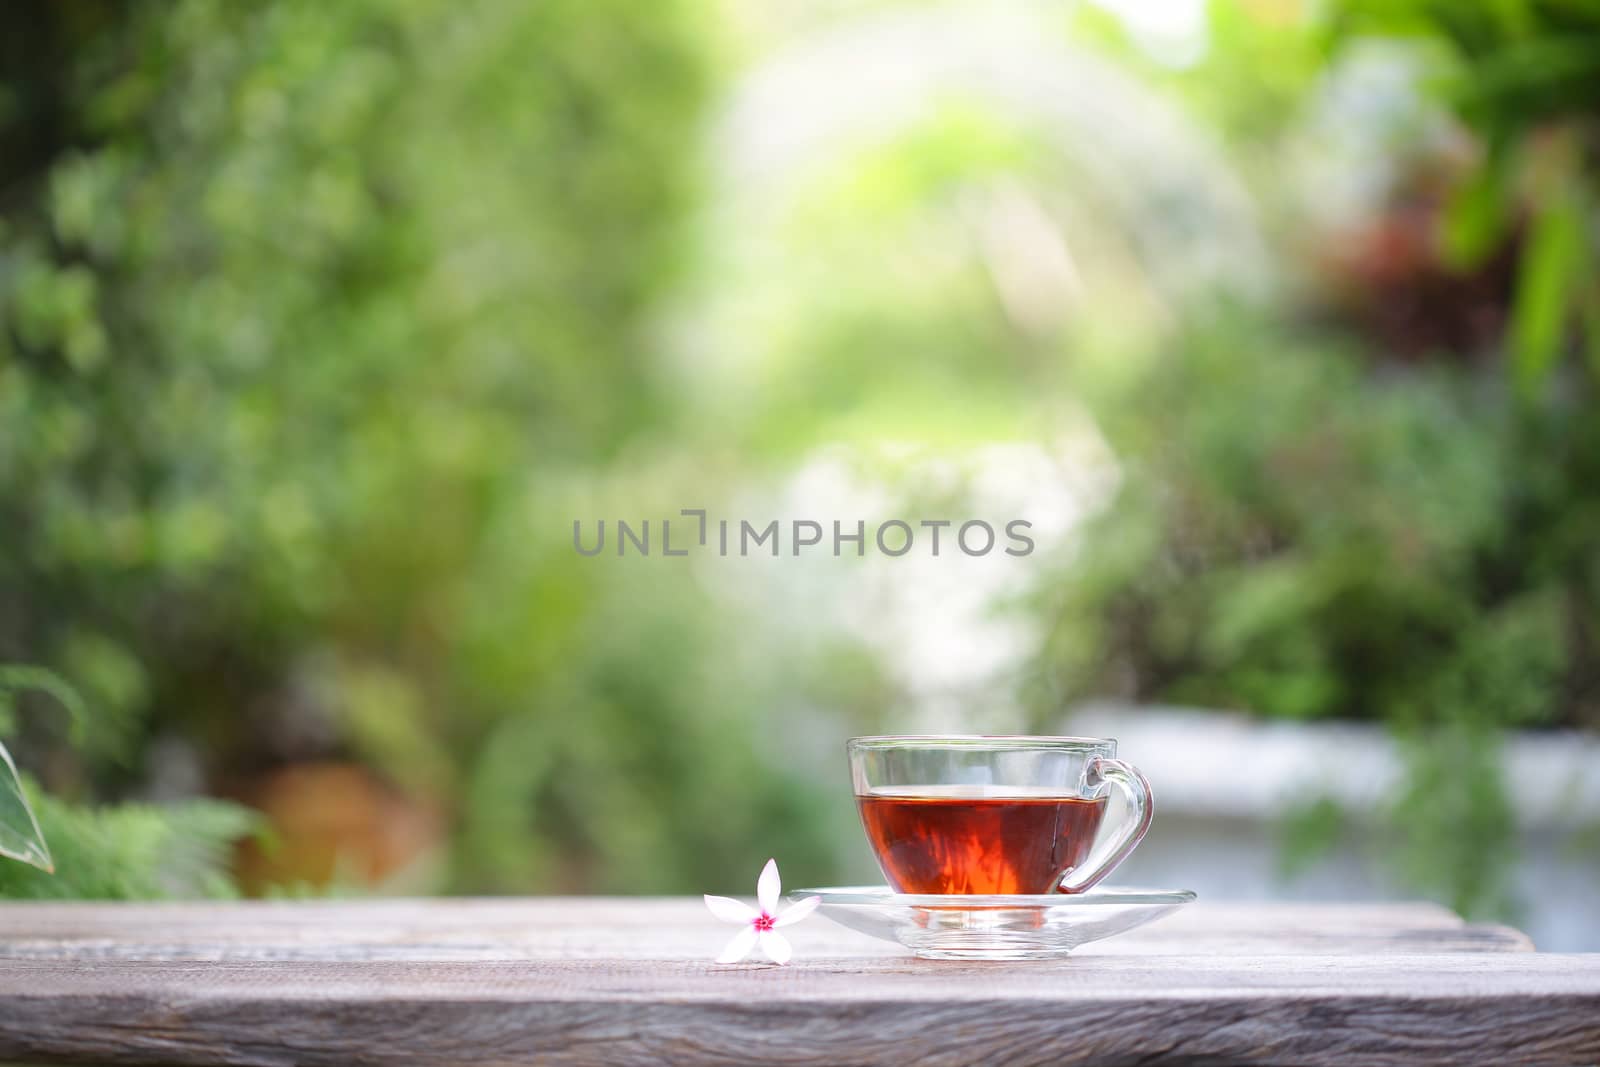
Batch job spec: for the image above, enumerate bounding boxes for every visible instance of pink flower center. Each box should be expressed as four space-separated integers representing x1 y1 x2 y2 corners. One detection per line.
754 913 775 931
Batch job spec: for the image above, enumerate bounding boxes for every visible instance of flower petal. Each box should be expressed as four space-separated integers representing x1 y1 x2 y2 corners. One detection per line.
773 895 820 928
757 858 780 916
715 925 759 964
704 894 757 924
758 930 792 965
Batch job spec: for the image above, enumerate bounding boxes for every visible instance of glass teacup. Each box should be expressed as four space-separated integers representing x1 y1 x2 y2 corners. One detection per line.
848 735 1153 895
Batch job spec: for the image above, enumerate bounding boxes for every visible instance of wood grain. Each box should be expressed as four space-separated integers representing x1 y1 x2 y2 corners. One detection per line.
0 899 1590 1066
0 898 1534 959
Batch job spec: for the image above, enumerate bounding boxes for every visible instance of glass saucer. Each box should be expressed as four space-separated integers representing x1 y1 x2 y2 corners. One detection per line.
792 885 1196 960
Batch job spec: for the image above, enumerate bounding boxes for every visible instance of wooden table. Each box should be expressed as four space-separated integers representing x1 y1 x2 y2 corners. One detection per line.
0 899 1595 1065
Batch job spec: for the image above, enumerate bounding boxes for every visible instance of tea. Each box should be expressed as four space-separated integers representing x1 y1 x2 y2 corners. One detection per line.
856 786 1108 894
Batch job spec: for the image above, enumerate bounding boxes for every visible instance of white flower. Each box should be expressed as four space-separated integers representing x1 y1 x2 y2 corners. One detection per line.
704 858 821 965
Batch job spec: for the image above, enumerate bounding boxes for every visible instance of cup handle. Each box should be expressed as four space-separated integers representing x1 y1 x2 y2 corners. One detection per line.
1056 756 1154 893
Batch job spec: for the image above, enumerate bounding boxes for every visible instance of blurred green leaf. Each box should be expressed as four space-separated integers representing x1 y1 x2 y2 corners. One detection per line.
0 666 89 748
1511 186 1585 396
1440 152 1510 270
0 741 52 873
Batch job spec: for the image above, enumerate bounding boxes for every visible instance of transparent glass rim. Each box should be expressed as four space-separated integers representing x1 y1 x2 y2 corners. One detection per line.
847 734 1115 751
792 885 1195 907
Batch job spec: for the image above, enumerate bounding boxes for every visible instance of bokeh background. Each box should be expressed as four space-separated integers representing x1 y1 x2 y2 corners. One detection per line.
2 0 1598 947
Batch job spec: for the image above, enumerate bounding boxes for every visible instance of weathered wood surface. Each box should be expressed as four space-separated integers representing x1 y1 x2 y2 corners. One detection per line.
0 899 1593 1066
0 898 1535 960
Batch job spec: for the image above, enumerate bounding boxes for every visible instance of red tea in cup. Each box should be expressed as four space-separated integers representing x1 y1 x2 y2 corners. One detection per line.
856 786 1109 894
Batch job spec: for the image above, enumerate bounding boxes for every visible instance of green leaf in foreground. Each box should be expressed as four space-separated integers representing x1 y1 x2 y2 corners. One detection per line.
0 741 52 872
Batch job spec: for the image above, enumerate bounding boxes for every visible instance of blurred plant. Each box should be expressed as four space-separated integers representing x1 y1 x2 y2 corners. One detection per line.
1327 0 1600 394
1022 0 1600 921
1038 26 1597 904
0 788 255 900
0 668 74 872
0 743 51 876
0 0 855 897
0 667 253 898
1026 313 1581 915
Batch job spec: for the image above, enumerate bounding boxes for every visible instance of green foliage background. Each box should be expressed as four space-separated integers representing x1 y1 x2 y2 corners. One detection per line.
1029 0 1600 917
0 0 1596 915
0 0 844 897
